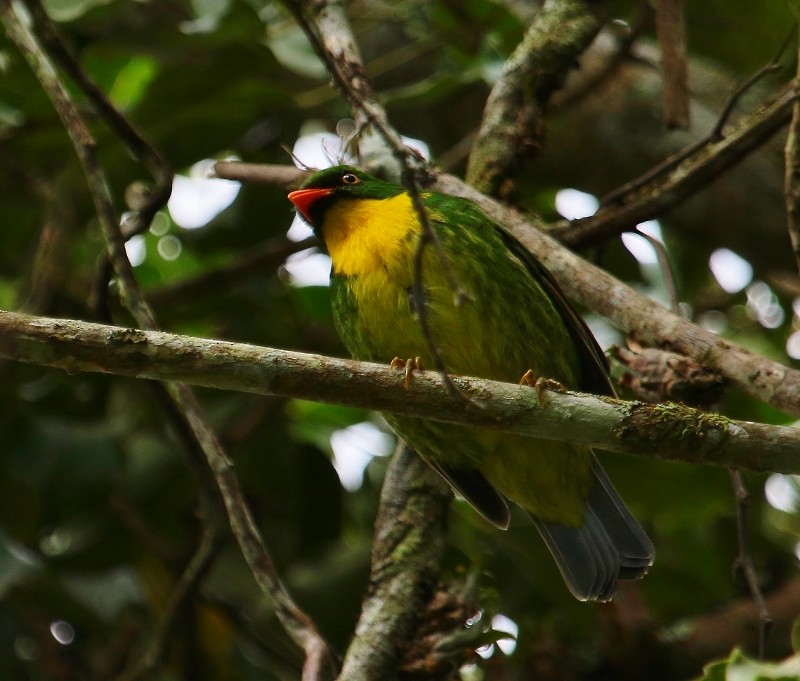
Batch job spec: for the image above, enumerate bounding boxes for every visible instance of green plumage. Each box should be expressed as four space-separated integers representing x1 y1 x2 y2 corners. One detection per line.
289 166 653 600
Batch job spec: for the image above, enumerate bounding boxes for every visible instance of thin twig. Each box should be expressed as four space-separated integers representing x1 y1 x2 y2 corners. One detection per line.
550 82 798 248
711 25 795 140
653 0 689 129
114 504 224 681
284 0 469 398
600 32 794 210
728 470 773 659
0 6 333 678
23 0 172 237
632 228 681 315
784 24 800 276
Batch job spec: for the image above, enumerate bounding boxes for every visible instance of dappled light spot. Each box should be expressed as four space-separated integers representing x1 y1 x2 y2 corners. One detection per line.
492 614 519 655
168 159 241 230
49 620 75 646
156 235 182 262
709 248 753 294
697 310 728 335
786 330 800 359
281 249 332 288
330 421 394 491
745 281 784 329
124 233 146 267
622 220 664 266
765 473 799 513
555 187 598 220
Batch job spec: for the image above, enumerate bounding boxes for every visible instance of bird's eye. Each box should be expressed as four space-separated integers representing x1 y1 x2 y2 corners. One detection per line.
341 173 360 185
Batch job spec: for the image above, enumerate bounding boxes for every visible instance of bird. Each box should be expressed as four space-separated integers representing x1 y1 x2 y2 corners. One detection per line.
288 165 654 601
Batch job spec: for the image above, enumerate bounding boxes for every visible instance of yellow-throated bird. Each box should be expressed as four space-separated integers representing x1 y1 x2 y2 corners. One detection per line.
288 166 653 601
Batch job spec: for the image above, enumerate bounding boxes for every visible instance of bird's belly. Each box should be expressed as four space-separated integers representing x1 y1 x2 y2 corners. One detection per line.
333 258 592 526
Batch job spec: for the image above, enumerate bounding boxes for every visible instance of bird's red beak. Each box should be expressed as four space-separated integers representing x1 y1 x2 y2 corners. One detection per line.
288 187 334 224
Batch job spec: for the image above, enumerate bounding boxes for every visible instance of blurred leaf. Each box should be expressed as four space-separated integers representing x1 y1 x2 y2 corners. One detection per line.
108 56 158 110
696 648 800 681
265 20 327 79
0 531 42 598
42 0 110 22
60 567 143 621
286 400 371 453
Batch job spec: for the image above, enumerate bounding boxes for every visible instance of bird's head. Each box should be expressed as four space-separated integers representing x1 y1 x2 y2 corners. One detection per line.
288 165 405 234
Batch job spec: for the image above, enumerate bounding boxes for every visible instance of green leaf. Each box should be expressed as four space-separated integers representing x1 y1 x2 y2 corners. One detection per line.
696 648 800 681
108 56 158 111
42 0 110 22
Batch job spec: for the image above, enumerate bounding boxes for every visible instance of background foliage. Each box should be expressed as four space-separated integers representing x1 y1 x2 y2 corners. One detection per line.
1 0 799 679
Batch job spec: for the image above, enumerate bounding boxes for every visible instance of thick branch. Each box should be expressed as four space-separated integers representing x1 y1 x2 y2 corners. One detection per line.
337 445 451 681
1 309 798 473
466 0 601 196
433 173 800 418
212 159 800 418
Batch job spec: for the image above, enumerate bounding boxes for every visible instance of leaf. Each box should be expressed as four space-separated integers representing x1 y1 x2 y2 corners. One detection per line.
0 531 42 598
695 648 800 681
108 56 158 111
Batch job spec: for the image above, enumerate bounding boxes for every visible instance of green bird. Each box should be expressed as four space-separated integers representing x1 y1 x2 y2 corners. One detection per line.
288 165 653 601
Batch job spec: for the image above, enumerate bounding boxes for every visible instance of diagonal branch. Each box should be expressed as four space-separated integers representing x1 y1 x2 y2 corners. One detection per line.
285 0 469 397
210 159 800 419
432 172 800 418
785 27 800 275
0 5 332 678
1 309 798 473
466 0 602 197
549 82 798 248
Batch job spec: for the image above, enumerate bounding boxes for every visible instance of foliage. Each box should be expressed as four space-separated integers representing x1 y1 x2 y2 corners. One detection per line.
0 0 799 680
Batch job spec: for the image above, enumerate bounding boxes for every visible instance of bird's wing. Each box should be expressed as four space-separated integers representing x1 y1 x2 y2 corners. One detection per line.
423 457 510 529
494 228 615 397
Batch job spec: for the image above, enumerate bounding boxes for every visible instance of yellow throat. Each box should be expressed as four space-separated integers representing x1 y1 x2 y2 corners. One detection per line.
320 193 423 277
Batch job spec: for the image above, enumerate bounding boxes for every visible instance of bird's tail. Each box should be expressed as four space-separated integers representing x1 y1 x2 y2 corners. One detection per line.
530 457 654 602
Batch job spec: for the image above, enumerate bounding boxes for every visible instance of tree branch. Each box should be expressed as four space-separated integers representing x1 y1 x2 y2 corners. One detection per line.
212 158 800 418
785 29 800 275
653 0 689 129
549 81 798 248
432 172 800 418
1 309 797 474
0 5 332 677
466 0 601 197
337 444 451 681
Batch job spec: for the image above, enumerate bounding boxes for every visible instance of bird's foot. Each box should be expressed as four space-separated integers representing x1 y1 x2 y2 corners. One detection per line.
391 356 424 389
519 371 567 403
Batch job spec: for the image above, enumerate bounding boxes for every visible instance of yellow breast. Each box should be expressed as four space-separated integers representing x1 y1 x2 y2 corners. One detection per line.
321 193 422 277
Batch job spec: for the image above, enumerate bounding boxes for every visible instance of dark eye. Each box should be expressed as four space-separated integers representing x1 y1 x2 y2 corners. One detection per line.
341 173 359 185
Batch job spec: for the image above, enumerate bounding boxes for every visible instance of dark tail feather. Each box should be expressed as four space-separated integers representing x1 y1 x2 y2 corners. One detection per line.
531 456 654 602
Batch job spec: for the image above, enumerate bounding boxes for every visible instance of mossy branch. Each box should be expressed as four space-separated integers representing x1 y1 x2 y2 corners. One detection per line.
337 445 451 681
1 309 797 474
466 0 602 197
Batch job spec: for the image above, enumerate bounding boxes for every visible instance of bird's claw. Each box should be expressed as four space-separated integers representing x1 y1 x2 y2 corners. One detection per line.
391 356 424 389
519 371 567 403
